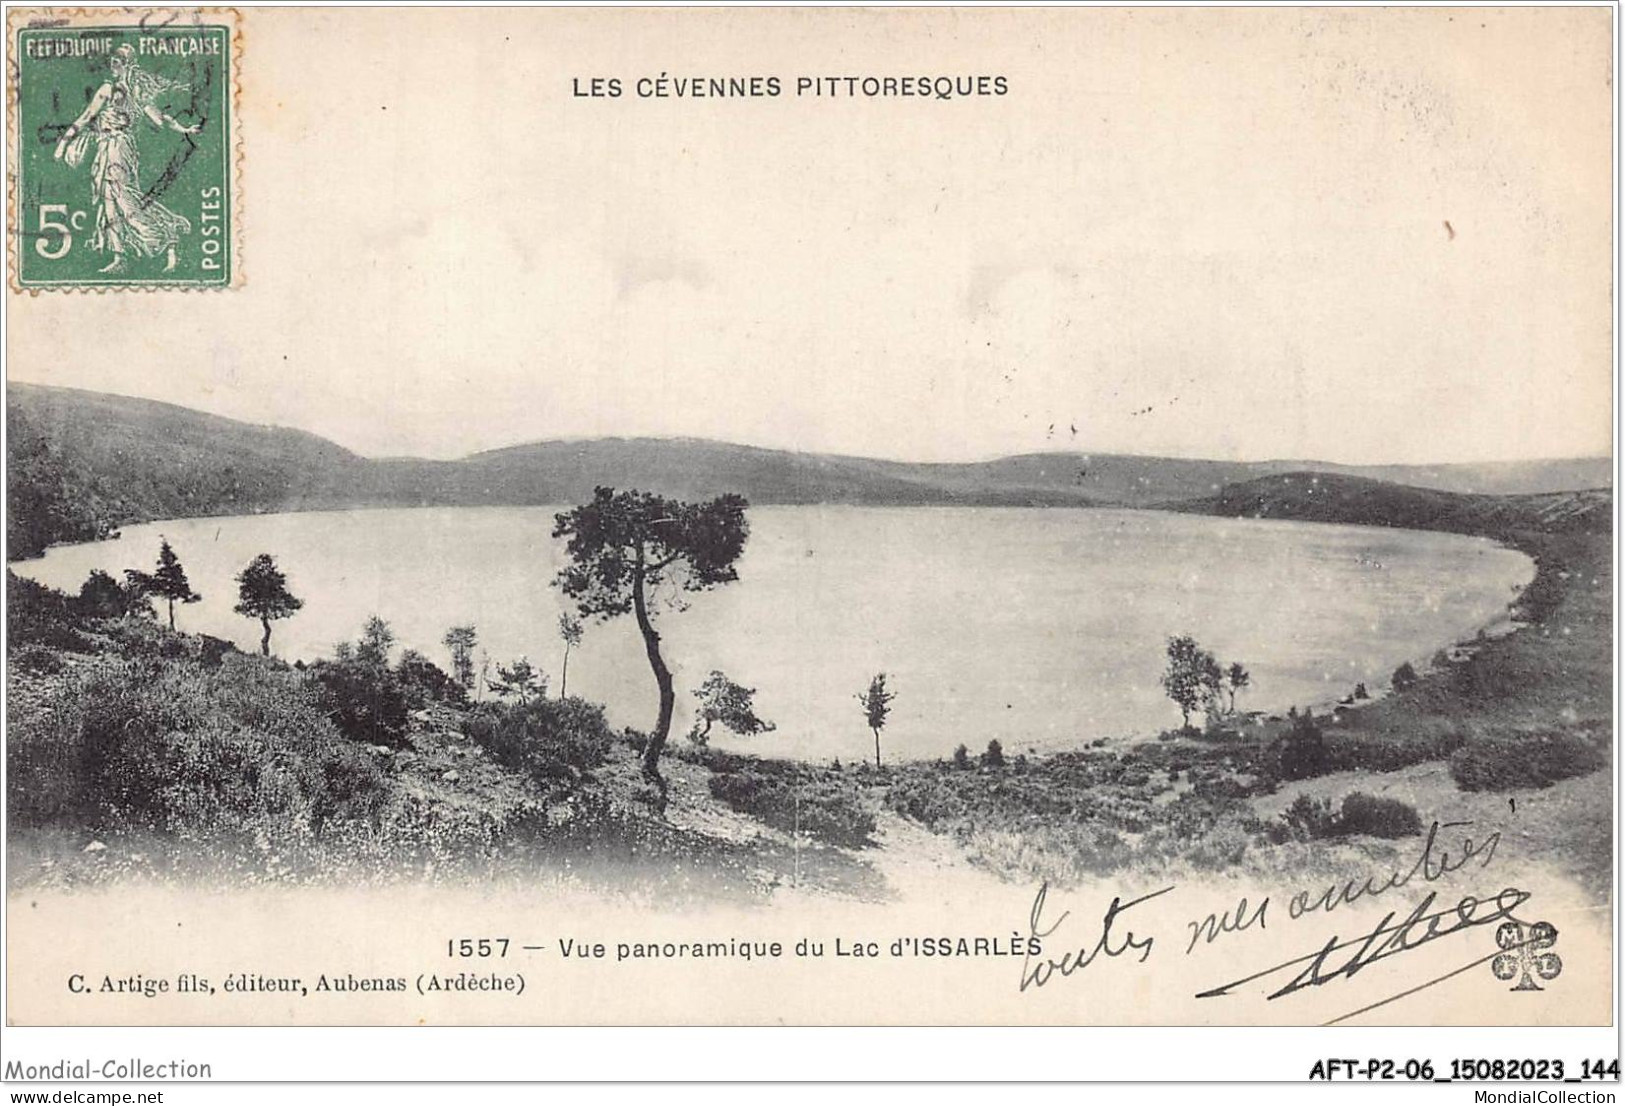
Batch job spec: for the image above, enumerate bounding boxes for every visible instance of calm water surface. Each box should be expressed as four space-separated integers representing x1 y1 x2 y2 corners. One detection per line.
12 507 1533 763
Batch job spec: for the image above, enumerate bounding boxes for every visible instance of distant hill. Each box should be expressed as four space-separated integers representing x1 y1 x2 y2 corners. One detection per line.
1272 458 1613 497
817 452 1614 504
428 444 1611 509
1167 471 1612 538
7 384 367 557
5 382 1612 557
350 439 1101 509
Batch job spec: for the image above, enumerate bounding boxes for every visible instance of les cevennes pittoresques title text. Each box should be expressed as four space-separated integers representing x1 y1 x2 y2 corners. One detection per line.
572 74 1010 100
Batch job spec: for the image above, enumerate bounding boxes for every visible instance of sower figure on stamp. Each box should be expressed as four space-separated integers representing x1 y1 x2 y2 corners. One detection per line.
53 44 200 275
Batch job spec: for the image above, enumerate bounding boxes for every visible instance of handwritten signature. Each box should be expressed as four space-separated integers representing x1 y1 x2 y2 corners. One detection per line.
1014 815 1526 1024
1198 885 1532 1021
1288 819 1499 920
1018 881 1174 993
1184 819 1500 955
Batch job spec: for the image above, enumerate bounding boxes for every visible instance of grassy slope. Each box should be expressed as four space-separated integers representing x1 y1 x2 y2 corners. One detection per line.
4 624 885 901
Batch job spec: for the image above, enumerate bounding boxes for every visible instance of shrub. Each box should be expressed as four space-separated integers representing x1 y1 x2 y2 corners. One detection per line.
1281 794 1338 839
708 769 875 847
793 787 878 847
199 634 238 669
886 774 968 827
1448 644 1559 704
983 739 1005 768
306 656 411 747
952 744 971 769
462 696 615 782
1449 729 1606 792
11 643 66 675
1392 662 1418 692
95 615 181 658
395 649 467 709
966 822 1133 884
1322 721 1467 774
75 569 132 619
7 654 388 840
1187 820 1252 869
1280 791 1422 840
1337 792 1423 838
6 571 93 653
62 568 158 623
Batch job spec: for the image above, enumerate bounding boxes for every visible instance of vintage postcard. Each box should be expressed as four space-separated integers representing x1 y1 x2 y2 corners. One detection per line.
1 3 1615 1061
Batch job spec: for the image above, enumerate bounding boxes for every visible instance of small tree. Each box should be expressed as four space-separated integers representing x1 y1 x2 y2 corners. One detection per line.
132 538 201 631
1161 635 1223 731
858 673 894 767
557 612 584 698
686 670 776 746
442 625 478 691
952 743 971 770
233 553 303 656
1199 652 1224 717
1224 661 1251 713
983 738 1006 768
553 486 750 798
356 615 396 668
489 657 546 704
1278 706 1328 780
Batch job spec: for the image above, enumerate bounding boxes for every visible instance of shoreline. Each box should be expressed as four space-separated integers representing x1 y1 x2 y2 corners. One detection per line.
10 503 1540 768
9 494 1568 580
865 525 1611 894
6 489 1610 901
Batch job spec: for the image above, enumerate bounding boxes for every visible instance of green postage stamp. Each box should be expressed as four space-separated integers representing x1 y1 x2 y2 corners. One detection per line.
8 8 241 290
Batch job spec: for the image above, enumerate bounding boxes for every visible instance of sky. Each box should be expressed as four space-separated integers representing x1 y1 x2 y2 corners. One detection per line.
7 7 1614 465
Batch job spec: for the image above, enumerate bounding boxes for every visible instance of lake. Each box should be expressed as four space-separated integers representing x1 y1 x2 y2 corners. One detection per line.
11 506 1533 763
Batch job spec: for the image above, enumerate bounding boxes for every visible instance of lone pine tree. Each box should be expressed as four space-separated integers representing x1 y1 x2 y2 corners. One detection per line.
125 537 200 631
234 553 303 656
858 673 895 767
553 486 749 801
